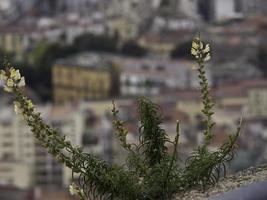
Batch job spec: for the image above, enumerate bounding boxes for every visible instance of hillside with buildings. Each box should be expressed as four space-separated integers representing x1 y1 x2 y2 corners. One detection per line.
0 0 267 199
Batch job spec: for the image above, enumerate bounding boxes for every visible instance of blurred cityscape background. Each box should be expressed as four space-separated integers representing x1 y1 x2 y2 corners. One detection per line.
0 0 267 199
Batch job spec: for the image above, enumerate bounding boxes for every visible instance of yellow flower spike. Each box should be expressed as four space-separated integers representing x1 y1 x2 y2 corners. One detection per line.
191 35 211 62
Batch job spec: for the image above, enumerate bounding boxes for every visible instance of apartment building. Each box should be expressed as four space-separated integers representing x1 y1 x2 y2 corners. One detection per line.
0 103 85 189
53 52 119 104
0 107 35 188
120 58 208 96
0 107 36 164
0 161 32 189
245 80 267 118
34 104 84 188
0 26 32 57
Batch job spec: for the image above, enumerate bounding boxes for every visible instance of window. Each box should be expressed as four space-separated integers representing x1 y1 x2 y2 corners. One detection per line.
2 132 12 138
235 0 243 12
156 65 165 71
1 121 11 127
2 142 13 147
141 65 150 70
0 167 12 173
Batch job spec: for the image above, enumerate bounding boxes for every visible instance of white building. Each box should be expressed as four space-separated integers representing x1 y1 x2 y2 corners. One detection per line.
212 0 244 22
0 107 35 189
0 103 85 188
178 0 199 19
0 107 35 164
0 161 32 189
241 0 267 15
202 0 267 22
34 104 84 187
120 58 210 96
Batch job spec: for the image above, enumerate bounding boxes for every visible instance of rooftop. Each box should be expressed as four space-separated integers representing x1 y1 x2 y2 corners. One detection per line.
55 52 115 71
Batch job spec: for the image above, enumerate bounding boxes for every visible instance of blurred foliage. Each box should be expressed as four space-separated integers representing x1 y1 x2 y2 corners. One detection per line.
109 63 121 97
256 46 267 77
120 40 147 57
170 41 193 60
27 41 78 100
73 33 118 53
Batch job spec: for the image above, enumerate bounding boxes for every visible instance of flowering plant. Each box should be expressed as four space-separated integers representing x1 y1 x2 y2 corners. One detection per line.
0 37 242 200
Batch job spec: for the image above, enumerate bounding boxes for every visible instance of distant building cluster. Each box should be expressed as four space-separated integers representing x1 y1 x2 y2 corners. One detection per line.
0 0 267 199
52 52 210 103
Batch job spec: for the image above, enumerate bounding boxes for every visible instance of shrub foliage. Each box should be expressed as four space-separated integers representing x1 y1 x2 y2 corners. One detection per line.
0 36 242 200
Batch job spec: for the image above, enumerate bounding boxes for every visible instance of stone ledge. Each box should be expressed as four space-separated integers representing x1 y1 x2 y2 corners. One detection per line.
176 164 267 200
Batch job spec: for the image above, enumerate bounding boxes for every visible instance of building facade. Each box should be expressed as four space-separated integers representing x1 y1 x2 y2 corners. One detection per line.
34 104 84 188
120 58 208 96
0 103 85 189
53 53 118 104
0 108 35 164
0 107 35 189
0 26 32 57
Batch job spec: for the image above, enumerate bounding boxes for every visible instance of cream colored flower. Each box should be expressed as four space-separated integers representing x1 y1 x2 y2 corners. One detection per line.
0 70 7 81
199 41 204 49
18 77 25 87
27 100 34 109
191 48 198 56
204 53 211 62
0 69 5 75
3 85 12 92
192 41 199 49
14 101 22 114
69 183 79 196
191 36 211 62
6 79 14 87
203 44 210 54
28 101 33 108
9 67 20 80
10 68 21 80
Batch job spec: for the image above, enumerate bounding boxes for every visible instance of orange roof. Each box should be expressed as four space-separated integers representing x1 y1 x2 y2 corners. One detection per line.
209 127 229 147
216 79 267 98
216 84 245 98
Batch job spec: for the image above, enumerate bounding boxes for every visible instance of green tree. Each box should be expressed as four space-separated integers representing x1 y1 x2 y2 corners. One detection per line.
29 41 78 101
120 40 147 57
73 33 118 53
109 63 121 97
257 46 267 77
170 41 193 59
